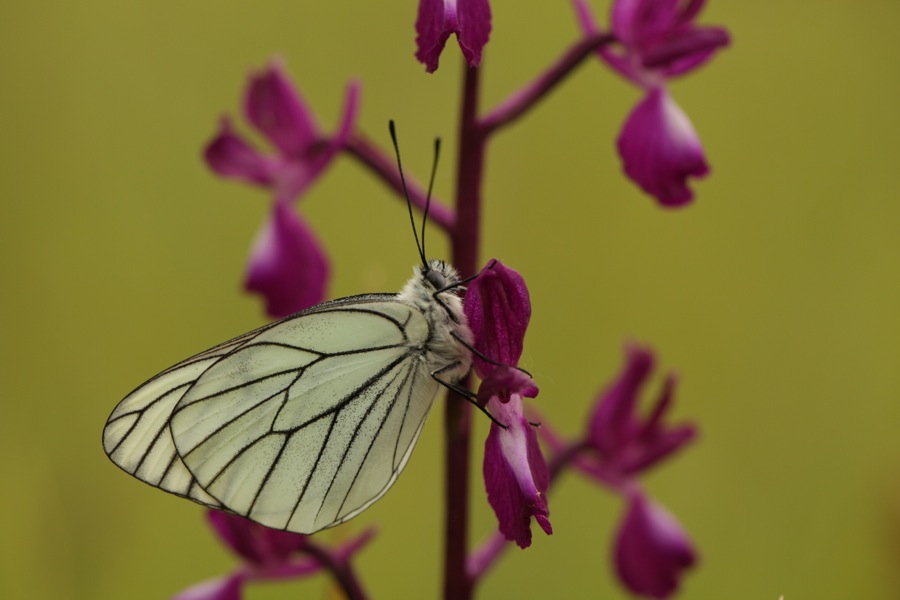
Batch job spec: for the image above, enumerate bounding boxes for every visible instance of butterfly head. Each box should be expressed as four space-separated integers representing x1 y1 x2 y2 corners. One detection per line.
421 259 461 293
399 259 465 320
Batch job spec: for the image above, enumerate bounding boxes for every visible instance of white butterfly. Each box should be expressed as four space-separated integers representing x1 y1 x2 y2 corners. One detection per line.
103 259 474 534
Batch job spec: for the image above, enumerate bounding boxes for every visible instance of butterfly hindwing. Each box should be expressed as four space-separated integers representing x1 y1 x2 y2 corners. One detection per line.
102 330 266 507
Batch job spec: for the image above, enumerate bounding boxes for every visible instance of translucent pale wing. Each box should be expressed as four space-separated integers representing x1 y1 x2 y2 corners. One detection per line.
103 296 440 533
103 332 264 507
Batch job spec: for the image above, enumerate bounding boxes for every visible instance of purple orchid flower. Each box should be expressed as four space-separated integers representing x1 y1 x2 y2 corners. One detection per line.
575 0 729 206
614 489 697 599
415 0 492 73
586 344 696 477
464 260 550 549
172 511 373 600
204 60 360 316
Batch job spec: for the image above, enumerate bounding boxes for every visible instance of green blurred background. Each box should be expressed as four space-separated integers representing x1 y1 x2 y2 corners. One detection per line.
2 1 899 598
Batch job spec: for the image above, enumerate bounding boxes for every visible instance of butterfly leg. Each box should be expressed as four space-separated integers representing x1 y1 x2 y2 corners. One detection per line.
448 331 533 378
431 363 509 429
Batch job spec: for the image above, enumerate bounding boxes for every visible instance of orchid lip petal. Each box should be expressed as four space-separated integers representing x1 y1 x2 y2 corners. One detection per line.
617 87 708 207
245 202 329 318
614 490 697 598
483 395 551 548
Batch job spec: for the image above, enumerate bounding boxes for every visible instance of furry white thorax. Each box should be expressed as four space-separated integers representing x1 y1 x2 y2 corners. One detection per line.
397 259 473 383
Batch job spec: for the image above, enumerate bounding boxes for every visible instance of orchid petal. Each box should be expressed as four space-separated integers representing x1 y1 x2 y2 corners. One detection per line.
620 424 696 474
463 260 531 379
588 345 654 454
612 0 682 50
457 0 492 68
272 81 360 204
204 118 277 186
244 61 318 158
245 202 329 317
330 81 361 151
645 26 730 77
573 0 637 83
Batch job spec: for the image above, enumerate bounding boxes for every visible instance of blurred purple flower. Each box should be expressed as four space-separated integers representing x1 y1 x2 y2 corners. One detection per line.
575 0 729 206
614 490 697 598
172 511 373 600
415 0 492 73
206 510 306 566
244 201 328 317
204 60 360 316
587 345 695 477
464 260 550 548
616 86 708 206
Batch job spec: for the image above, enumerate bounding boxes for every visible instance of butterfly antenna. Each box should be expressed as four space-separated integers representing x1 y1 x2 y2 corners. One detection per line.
421 136 440 262
389 120 428 269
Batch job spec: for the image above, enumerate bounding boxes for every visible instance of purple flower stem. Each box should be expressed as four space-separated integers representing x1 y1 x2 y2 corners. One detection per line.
548 439 592 482
446 35 615 596
343 132 456 231
466 438 590 581
443 64 486 600
300 538 369 600
444 32 619 600
479 32 615 136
